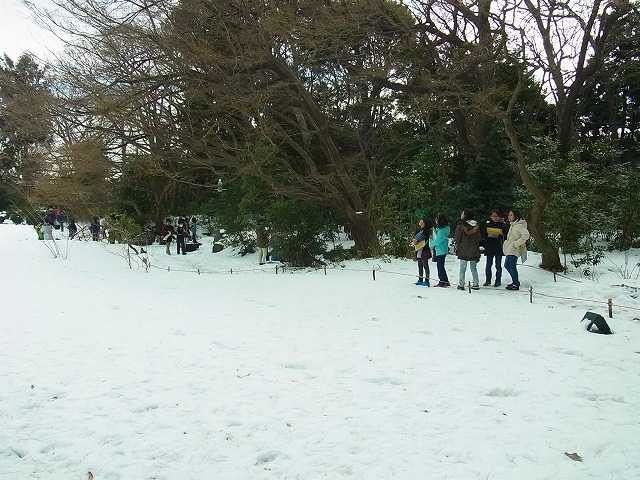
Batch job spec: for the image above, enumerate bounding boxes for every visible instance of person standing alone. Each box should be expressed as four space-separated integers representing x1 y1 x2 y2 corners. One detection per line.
255 219 269 265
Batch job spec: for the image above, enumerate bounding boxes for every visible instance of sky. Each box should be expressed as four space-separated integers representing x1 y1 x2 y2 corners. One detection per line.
0 0 63 61
1 222 639 479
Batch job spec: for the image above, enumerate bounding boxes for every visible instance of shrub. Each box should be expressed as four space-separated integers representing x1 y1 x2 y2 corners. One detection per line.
106 215 143 245
264 199 338 267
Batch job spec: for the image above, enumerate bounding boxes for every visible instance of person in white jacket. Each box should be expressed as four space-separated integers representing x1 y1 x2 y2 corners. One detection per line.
502 209 530 291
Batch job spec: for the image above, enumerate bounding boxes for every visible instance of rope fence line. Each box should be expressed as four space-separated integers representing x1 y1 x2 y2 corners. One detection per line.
148 263 266 275
38 227 639 319
529 291 611 305
550 270 583 283
60 237 635 318
518 263 582 283
134 253 640 318
453 280 640 317
146 261 330 275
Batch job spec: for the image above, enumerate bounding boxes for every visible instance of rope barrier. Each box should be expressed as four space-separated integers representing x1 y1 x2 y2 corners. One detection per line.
606 303 640 312
530 291 610 305
148 256 640 314
78 242 640 318
551 270 582 283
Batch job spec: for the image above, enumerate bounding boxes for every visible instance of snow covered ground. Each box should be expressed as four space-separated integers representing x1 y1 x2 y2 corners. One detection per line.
1 223 639 480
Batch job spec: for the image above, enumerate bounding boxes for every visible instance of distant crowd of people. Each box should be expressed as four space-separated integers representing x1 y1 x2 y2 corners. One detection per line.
160 217 200 255
40 206 78 240
40 207 111 242
411 209 530 291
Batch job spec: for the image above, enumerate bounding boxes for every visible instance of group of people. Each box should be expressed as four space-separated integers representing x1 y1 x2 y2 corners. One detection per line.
40 206 79 240
412 209 530 291
161 217 199 255
40 205 530 283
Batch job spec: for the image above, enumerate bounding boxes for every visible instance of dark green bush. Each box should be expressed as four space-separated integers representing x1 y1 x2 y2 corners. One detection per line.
265 199 335 267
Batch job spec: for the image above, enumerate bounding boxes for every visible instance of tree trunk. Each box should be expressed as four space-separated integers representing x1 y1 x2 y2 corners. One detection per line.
500 94 563 272
528 199 564 272
346 213 378 255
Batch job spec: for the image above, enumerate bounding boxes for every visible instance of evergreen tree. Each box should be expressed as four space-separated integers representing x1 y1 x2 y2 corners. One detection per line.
0 54 53 213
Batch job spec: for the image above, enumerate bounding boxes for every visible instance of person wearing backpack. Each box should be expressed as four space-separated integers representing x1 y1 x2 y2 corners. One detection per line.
454 209 482 290
481 210 509 287
429 213 451 287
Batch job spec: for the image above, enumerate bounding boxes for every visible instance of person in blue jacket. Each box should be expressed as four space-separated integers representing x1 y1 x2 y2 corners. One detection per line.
429 212 451 287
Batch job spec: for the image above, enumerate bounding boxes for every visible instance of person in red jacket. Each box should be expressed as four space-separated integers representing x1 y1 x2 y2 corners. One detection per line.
161 218 175 255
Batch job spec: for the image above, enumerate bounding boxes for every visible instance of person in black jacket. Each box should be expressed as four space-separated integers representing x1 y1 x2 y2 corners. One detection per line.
481 210 509 287
411 216 433 286
176 217 189 255
44 206 55 226
68 217 78 239
90 217 101 241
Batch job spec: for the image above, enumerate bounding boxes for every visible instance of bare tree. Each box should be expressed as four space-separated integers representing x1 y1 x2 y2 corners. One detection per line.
497 0 633 270
27 0 423 252
25 0 636 265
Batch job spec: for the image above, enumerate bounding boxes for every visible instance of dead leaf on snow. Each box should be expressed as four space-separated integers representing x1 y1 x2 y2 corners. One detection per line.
564 452 583 462
88 471 94 480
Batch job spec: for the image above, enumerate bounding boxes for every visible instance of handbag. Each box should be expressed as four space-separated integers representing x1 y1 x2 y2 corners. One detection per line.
519 245 527 263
